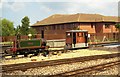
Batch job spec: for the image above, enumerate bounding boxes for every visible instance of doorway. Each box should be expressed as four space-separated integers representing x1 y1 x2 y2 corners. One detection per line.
73 32 76 44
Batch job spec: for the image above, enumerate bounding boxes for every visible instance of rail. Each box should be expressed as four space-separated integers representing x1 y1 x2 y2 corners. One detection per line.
2 53 120 73
54 60 120 76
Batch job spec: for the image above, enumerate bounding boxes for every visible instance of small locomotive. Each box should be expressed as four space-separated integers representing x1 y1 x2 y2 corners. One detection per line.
4 30 89 57
5 36 49 57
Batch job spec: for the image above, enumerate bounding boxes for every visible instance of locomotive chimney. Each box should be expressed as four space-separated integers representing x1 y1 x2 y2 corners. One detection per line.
41 30 44 38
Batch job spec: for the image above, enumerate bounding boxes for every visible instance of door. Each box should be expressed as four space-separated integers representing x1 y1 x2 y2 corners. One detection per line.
73 32 76 44
84 32 88 46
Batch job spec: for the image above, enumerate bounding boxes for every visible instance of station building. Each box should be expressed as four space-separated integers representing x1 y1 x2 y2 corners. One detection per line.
31 13 119 40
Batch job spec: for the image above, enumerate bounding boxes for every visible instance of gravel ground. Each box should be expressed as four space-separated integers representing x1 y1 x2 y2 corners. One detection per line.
1 49 119 65
3 57 120 75
92 64 120 75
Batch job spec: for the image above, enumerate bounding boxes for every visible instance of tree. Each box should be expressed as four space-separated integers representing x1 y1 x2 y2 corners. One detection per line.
0 18 15 36
115 23 120 29
15 25 20 35
19 16 36 35
28 27 37 34
20 16 30 35
0 19 2 36
115 23 120 41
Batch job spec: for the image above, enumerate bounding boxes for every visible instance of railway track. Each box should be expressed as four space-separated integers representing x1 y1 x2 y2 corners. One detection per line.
2 53 120 73
1 49 67 60
54 60 120 76
1 42 119 59
1 47 87 59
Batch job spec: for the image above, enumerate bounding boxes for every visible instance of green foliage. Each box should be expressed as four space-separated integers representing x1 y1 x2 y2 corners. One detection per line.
15 25 20 35
20 16 30 35
0 18 15 36
115 23 120 29
115 23 120 42
0 16 36 36
0 19 2 36
16 16 37 36
28 28 37 34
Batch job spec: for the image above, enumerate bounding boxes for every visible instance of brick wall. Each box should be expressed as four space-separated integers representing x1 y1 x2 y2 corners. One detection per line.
32 22 118 35
79 23 95 33
1 33 119 42
1 22 119 42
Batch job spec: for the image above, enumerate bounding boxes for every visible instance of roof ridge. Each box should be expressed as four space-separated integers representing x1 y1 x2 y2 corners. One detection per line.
31 13 119 26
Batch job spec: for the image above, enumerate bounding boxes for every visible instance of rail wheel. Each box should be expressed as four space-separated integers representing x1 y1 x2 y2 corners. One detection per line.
24 54 28 57
43 50 49 57
34 52 38 56
24 52 28 57
12 55 16 58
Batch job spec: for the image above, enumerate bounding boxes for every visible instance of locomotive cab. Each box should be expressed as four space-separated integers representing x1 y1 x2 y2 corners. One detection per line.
65 30 88 49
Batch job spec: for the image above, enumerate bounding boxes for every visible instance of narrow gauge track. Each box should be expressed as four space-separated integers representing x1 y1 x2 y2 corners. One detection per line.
1 42 119 58
1 49 68 60
1 47 87 60
2 53 120 73
54 60 120 76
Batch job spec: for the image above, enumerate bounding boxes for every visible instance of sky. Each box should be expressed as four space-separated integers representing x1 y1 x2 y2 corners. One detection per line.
0 0 120 28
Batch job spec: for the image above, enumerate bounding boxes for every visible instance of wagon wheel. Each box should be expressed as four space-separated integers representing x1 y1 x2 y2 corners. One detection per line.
12 53 17 58
43 50 49 57
24 54 28 57
12 55 16 58
34 52 38 56
24 52 28 57
4 49 8 54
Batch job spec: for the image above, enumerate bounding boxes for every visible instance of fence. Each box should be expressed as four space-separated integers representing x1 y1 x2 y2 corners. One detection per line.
0 33 119 42
89 33 119 42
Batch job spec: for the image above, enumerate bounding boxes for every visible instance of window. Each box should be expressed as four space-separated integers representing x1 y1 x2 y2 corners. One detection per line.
44 26 48 30
66 25 71 29
52 25 56 30
72 23 75 26
60 25 64 29
57 25 60 30
40 27 44 30
66 32 72 37
105 24 110 28
77 33 83 37
91 23 94 28
49 26 51 30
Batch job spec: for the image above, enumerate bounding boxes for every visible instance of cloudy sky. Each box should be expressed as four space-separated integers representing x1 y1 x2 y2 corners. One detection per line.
1 0 120 27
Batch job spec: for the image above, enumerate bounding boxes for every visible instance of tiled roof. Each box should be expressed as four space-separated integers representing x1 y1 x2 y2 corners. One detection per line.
31 13 119 26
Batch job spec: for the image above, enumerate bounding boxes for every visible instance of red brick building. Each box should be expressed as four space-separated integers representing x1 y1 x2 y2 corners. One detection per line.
31 13 119 40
